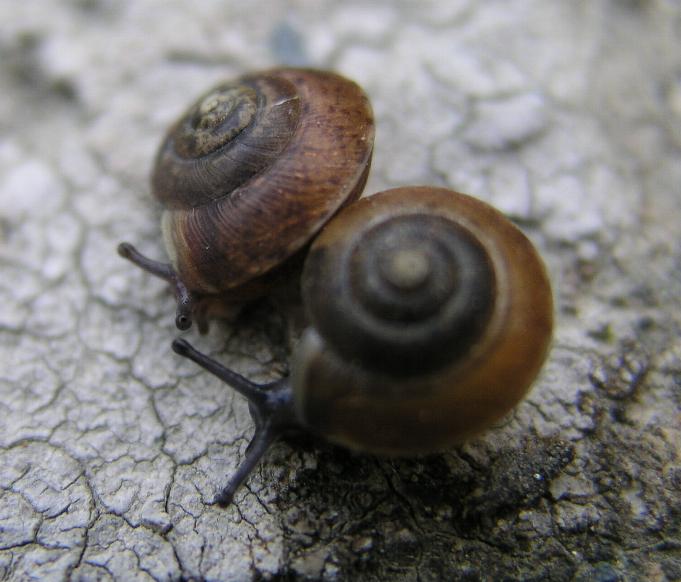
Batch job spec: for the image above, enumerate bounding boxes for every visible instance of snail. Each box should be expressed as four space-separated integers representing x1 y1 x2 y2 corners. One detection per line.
172 187 554 506
118 68 375 331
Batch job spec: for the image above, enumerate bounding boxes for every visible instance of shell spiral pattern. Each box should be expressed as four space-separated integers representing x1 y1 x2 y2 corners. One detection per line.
156 69 375 295
293 187 553 454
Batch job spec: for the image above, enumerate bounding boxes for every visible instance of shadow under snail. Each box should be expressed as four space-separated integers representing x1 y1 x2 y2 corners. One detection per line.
118 68 374 331
172 186 554 506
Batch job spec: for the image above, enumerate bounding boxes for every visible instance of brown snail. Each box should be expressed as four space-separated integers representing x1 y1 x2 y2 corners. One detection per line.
118 68 374 331
172 187 554 506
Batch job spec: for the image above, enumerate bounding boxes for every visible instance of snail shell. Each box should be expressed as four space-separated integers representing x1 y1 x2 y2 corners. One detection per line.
292 186 553 454
119 68 374 329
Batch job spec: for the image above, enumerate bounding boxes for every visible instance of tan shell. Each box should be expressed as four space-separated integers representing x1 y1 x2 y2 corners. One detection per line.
292 187 553 454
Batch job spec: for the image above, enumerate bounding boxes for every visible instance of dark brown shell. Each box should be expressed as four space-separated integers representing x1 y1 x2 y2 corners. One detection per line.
291 187 553 455
155 69 375 295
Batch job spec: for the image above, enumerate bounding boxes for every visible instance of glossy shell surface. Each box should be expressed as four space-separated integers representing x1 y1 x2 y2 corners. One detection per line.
155 69 375 294
292 187 553 454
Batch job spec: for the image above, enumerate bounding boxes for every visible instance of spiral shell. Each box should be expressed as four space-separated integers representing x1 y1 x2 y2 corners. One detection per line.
291 187 553 454
154 68 375 295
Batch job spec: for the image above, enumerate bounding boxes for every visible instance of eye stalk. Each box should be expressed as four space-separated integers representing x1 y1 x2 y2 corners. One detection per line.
117 242 195 331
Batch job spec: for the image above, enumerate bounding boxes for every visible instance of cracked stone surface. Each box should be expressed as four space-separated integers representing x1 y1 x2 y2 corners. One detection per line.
1 1 680 580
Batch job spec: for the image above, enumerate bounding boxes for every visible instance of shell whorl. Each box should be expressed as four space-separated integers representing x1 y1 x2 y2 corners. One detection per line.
153 75 300 209
303 211 497 376
154 69 375 294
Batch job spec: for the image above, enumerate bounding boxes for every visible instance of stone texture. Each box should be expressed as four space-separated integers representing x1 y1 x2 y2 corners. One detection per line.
1 0 680 580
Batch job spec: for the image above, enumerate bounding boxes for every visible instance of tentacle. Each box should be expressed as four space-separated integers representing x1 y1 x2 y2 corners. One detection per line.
118 242 195 330
172 339 268 405
212 423 279 506
172 338 300 506
118 242 175 280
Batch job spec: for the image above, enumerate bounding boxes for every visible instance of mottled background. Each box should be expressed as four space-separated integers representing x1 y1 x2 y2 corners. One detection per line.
1 1 680 580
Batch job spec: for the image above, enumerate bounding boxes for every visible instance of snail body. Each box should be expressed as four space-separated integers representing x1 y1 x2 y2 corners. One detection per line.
119 68 375 330
173 187 553 505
